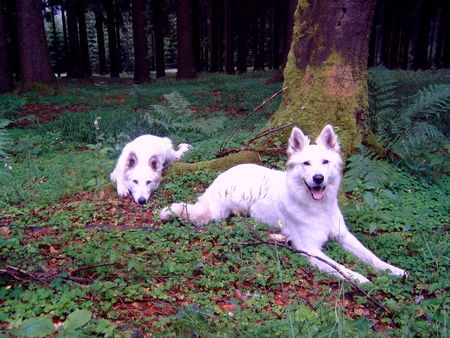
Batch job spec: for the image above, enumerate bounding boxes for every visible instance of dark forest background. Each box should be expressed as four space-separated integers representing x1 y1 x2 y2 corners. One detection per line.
0 0 449 93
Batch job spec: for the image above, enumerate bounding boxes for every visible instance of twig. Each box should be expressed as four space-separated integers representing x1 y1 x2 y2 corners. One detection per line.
246 122 294 147
220 87 287 151
69 263 120 275
243 223 391 313
1 265 55 290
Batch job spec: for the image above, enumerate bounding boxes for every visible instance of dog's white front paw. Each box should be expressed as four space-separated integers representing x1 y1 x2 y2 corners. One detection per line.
388 266 407 277
347 271 370 284
116 183 129 197
160 206 174 220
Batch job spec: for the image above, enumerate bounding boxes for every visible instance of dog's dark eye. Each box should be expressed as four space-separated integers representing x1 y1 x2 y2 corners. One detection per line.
323 159 329 164
303 161 311 166
146 180 152 185
133 180 138 184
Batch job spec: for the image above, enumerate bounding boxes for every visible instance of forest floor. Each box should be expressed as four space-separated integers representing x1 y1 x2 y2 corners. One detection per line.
0 72 448 336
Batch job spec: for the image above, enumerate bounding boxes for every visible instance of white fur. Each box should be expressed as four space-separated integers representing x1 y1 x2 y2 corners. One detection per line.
110 135 191 204
160 125 406 283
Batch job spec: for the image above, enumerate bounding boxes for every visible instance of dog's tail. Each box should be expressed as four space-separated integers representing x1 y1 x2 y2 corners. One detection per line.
160 201 211 226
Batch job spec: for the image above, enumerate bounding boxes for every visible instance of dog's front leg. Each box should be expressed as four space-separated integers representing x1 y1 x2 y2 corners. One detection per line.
338 231 406 277
306 250 371 284
110 171 129 197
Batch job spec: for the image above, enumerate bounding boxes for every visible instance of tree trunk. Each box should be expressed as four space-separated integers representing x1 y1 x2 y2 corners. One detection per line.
224 0 235 74
236 0 249 73
61 0 68 73
411 1 432 70
50 5 61 77
152 0 166 78
176 0 197 79
267 0 376 157
265 0 297 83
16 0 55 92
253 0 266 71
172 0 376 174
104 0 120 77
114 3 122 73
132 0 150 83
0 0 13 93
191 0 201 71
66 0 83 78
208 0 220 72
94 3 107 75
78 0 91 77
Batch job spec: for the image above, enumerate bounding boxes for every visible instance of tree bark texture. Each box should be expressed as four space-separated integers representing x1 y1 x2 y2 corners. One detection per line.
265 0 297 83
236 0 249 73
0 0 13 93
94 4 107 75
270 0 376 156
66 0 82 78
176 0 197 79
16 0 55 92
224 0 235 74
132 0 150 83
104 0 120 77
77 0 91 77
152 0 166 77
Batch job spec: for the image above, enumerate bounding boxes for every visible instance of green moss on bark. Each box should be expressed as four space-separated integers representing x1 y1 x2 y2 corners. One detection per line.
263 0 370 158
169 151 261 175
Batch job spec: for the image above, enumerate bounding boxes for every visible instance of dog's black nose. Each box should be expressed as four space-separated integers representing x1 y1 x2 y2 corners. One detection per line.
138 197 147 205
313 174 324 184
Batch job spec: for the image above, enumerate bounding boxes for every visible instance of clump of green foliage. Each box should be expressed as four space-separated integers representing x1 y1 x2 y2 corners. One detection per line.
368 67 450 180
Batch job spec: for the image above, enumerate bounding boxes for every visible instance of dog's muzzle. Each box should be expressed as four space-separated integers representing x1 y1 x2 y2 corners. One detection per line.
304 180 326 200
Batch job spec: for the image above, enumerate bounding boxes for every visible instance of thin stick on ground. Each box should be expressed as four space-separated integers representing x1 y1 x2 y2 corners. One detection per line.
243 223 391 314
220 87 287 151
246 122 295 147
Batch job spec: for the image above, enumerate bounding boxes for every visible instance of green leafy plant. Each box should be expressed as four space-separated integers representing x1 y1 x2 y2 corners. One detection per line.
368 67 450 180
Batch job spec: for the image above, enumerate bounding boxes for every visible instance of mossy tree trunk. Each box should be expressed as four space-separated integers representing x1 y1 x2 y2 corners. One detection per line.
173 0 376 173
269 0 376 156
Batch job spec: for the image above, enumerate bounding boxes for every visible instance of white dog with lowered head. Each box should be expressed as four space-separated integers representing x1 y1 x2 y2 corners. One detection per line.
111 135 191 204
160 125 406 283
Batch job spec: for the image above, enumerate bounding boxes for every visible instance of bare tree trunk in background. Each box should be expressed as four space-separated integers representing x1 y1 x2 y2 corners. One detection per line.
132 0 150 83
265 0 297 83
66 0 83 78
104 0 120 77
78 0 91 77
236 0 249 73
0 0 13 93
50 5 61 77
208 0 220 72
16 0 55 92
94 3 107 75
176 0 197 79
152 0 166 77
224 0 235 74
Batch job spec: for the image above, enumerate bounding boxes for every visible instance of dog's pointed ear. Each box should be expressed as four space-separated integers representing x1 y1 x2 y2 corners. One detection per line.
126 152 138 169
316 125 340 152
288 127 310 156
149 155 159 171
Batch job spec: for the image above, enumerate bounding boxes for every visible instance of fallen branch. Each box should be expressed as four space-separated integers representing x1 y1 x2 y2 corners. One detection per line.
216 146 284 158
243 223 391 314
0 263 122 287
220 87 287 151
246 122 295 147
